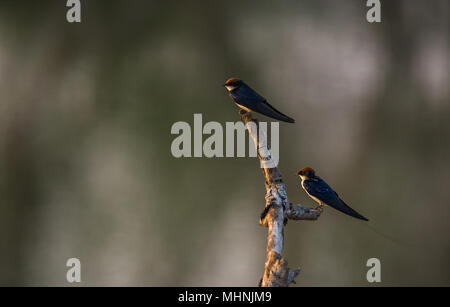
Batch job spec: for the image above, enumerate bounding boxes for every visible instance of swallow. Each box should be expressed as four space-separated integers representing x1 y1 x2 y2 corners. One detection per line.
297 167 368 221
223 78 295 123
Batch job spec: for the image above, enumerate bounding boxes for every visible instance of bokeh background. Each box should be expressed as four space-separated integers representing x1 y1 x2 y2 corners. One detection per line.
0 0 448 286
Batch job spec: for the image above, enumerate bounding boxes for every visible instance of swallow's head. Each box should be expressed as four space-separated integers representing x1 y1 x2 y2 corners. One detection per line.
297 167 315 180
224 77 243 92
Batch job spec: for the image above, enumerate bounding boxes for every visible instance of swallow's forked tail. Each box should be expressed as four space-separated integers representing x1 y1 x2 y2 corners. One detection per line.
361 222 409 247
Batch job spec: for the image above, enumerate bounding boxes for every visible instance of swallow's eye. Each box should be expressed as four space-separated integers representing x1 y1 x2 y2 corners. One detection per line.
228 80 241 87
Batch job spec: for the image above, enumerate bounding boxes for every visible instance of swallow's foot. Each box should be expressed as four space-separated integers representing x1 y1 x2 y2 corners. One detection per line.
238 109 249 116
260 204 273 223
314 205 324 213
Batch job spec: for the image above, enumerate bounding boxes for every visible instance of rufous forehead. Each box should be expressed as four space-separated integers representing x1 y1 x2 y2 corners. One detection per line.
225 77 241 85
298 167 315 173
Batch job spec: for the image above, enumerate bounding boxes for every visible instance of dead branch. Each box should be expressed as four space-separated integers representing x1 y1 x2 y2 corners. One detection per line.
239 110 322 287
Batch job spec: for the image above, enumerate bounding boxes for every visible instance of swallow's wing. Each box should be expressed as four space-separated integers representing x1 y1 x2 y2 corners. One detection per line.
303 178 368 221
230 87 295 123
254 100 295 123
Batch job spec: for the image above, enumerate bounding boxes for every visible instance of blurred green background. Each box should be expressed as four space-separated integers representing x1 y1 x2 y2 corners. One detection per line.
0 0 449 286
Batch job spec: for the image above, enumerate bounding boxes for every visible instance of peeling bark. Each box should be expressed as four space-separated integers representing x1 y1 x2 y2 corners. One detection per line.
239 110 321 287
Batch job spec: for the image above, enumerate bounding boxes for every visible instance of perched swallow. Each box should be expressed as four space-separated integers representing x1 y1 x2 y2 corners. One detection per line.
297 167 368 221
223 78 295 123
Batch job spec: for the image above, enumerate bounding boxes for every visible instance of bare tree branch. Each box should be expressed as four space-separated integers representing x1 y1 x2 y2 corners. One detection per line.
286 203 322 221
239 110 321 287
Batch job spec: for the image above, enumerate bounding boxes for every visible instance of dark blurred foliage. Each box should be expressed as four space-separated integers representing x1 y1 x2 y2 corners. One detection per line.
0 0 448 285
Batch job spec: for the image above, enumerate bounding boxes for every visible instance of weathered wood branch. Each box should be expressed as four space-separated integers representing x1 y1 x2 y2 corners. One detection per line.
287 203 323 221
238 110 322 287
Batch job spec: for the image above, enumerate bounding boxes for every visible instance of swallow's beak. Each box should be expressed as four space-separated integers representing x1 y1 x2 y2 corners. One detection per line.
222 84 226 87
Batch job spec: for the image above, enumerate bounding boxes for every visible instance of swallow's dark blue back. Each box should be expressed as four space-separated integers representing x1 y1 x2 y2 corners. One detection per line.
229 83 266 106
303 177 339 204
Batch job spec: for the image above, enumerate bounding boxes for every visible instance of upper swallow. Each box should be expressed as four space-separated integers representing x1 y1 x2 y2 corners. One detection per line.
297 167 368 221
223 78 295 123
